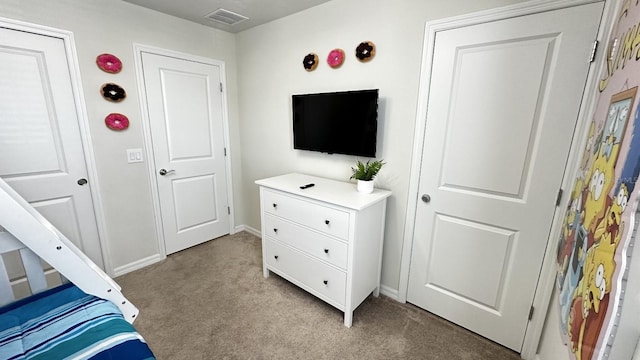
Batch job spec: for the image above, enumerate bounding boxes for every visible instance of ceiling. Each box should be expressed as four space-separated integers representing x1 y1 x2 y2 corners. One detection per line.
122 0 333 33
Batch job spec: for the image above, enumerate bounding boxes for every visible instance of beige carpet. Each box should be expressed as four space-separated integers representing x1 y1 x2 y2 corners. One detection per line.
116 232 520 359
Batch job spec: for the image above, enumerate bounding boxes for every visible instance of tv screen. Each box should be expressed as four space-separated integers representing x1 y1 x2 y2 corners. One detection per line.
292 89 378 157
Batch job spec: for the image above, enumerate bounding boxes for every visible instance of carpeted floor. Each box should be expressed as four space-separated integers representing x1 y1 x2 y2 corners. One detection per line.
116 232 520 359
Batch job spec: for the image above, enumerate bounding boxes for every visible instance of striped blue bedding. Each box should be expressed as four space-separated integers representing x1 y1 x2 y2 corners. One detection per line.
0 283 155 360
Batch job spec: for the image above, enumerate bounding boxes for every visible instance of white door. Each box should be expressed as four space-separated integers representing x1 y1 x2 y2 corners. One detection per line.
0 27 104 268
407 3 603 351
141 52 230 255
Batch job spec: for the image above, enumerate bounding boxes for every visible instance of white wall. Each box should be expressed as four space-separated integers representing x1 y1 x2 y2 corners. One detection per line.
236 0 528 296
0 0 241 273
5 0 633 358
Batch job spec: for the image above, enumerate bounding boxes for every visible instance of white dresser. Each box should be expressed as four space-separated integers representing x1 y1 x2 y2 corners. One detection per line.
255 173 391 327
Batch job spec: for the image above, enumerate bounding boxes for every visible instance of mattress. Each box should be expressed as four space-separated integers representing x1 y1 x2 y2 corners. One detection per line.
0 283 155 360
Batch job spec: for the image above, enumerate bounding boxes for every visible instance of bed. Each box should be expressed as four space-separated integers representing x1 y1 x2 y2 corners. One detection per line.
0 177 155 359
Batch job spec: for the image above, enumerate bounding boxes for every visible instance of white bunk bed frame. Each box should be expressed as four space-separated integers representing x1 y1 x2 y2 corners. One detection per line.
0 177 138 323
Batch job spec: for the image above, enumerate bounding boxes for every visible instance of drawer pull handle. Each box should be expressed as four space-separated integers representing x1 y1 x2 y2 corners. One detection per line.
272 203 277 208
324 249 329 254
325 220 330 225
273 228 278 233
274 255 279 260
323 280 328 285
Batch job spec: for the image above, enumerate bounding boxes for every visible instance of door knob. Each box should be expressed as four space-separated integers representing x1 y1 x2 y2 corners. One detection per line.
159 169 175 176
421 194 431 203
77 178 88 186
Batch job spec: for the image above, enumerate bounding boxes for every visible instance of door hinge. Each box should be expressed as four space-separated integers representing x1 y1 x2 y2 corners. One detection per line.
589 40 598 63
528 305 535 321
227 206 231 215
224 147 227 156
219 82 223 92
556 188 564 207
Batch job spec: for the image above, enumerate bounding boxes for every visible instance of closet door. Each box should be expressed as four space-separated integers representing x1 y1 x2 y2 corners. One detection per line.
0 26 104 269
140 51 230 255
407 2 603 351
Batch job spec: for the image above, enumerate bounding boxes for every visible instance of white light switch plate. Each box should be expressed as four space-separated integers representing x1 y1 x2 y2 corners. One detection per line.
127 148 144 163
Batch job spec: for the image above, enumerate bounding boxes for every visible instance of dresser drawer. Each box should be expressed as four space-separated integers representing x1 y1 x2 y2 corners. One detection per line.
265 238 346 306
264 214 348 270
263 189 350 240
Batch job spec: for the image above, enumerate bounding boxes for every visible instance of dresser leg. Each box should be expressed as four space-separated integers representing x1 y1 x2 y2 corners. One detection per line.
373 286 380 297
344 311 353 327
263 267 270 278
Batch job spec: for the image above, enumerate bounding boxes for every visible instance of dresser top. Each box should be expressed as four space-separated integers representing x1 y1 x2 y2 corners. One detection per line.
255 173 391 211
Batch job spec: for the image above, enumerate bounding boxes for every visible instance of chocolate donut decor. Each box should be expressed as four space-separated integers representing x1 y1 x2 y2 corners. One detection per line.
303 53 319 72
96 53 122 73
101 83 126 102
355 41 376 62
105 113 130 131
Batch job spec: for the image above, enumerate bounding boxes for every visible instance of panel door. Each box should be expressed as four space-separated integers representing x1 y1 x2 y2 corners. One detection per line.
141 52 230 255
0 26 104 269
407 3 603 351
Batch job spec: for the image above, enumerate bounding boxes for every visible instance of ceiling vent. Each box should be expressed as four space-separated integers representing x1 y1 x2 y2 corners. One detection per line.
205 8 248 26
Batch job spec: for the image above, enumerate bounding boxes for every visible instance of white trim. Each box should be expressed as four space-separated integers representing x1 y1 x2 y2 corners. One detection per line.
236 224 261 238
132 44 236 259
112 254 164 277
0 17 114 276
379 285 399 301
398 0 607 358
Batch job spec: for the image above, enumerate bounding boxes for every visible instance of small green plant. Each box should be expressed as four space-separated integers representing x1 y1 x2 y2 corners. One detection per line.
350 159 385 181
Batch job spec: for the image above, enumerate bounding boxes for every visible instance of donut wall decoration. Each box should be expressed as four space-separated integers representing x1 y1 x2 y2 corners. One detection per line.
96 53 130 131
96 53 122 74
101 83 126 102
327 48 345 68
105 113 129 131
303 41 376 72
355 41 375 62
303 53 318 71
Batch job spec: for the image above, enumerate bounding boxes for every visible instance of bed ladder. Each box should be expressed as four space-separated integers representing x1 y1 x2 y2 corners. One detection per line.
0 177 139 323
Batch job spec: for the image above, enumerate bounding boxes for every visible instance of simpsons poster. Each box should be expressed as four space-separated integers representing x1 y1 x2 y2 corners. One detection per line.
556 1 640 359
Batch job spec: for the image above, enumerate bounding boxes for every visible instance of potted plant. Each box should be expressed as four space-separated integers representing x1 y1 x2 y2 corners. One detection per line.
350 159 385 193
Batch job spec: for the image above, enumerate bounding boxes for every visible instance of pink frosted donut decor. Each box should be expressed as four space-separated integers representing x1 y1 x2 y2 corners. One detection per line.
96 53 122 74
105 113 129 131
327 48 345 68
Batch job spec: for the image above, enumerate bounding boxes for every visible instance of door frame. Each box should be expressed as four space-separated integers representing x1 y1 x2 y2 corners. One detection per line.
133 44 235 258
397 0 613 357
0 17 112 274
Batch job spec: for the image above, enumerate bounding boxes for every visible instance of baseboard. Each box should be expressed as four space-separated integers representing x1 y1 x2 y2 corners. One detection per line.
380 284 400 301
235 224 261 238
113 253 164 277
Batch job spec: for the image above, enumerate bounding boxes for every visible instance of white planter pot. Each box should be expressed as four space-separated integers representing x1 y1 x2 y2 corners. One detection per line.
357 180 374 194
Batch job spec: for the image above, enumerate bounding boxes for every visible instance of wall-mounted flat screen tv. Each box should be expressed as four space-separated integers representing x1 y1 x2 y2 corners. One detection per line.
292 89 378 157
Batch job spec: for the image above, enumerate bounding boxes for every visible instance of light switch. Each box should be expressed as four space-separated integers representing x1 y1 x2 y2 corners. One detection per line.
127 148 144 163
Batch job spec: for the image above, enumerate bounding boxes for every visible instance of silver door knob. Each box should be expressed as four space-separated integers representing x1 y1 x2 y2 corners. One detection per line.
159 169 175 176
421 194 431 203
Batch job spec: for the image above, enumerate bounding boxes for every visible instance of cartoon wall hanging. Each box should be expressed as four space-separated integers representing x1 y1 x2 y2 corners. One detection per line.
556 2 640 359
96 53 122 74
